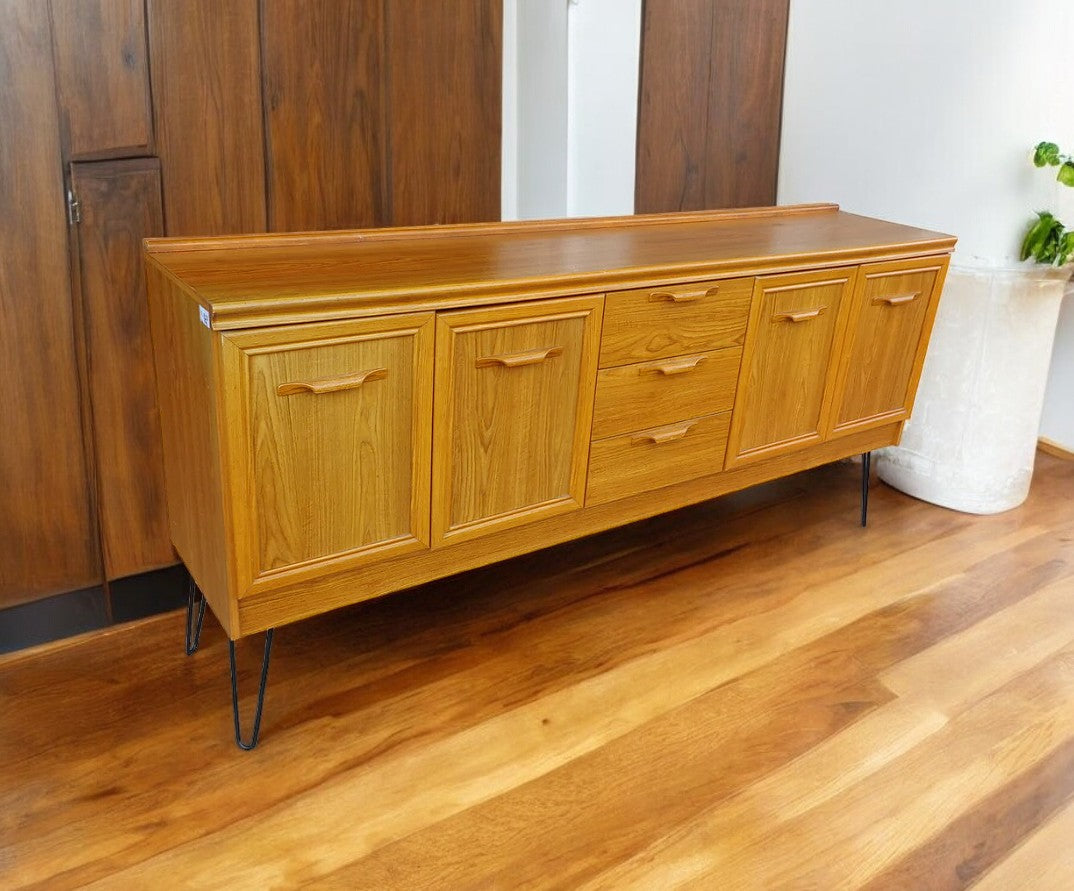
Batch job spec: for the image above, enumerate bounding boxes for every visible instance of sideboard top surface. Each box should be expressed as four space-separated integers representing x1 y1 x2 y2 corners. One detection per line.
145 203 957 329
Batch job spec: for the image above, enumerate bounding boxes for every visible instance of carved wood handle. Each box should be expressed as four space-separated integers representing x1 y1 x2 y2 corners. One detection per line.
633 422 696 445
277 367 387 396
648 287 717 303
873 292 920 306
774 307 825 323
645 355 706 375
475 346 564 368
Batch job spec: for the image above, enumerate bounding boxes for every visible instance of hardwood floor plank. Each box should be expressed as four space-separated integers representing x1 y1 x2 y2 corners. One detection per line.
974 797 1074 890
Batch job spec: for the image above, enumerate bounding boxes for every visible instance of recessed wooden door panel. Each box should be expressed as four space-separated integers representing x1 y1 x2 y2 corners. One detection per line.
51 0 153 159
433 296 603 545
386 0 501 225
72 159 174 580
262 0 386 231
726 269 855 467
147 0 266 235
830 258 948 435
0 0 100 606
225 314 434 584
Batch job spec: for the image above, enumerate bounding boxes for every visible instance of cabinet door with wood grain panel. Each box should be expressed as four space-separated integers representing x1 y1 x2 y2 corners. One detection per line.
432 297 604 546
828 258 949 436
222 314 434 587
725 269 855 468
71 159 174 580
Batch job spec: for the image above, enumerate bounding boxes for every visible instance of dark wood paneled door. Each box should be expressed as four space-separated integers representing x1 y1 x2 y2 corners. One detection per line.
636 0 790 213
70 159 176 581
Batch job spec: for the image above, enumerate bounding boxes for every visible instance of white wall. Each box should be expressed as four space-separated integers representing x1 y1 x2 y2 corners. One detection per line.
502 0 640 221
778 0 1074 447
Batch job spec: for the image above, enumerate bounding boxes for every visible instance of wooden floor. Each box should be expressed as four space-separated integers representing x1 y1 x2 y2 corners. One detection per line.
2 455 1074 889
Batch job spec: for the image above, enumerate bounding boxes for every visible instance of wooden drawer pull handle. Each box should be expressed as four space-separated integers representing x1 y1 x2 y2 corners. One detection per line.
633 422 696 445
475 346 564 369
647 355 706 375
649 287 716 303
277 367 388 396
873 292 920 306
774 307 825 323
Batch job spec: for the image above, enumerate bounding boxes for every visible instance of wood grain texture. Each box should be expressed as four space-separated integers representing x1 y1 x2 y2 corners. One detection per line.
49 0 153 159
385 0 501 225
221 314 434 587
587 412 732 505
261 0 386 232
0 0 100 606
71 159 174 580
144 206 956 330
591 348 741 439
1 453 1071 887
147 0 266 236
830 256 950 436
635 0 790 212
600 277 752 366
432 297 603 545
725 269 855 467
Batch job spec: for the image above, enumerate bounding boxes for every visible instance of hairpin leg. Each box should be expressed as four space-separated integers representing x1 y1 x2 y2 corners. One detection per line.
185 573 207 655
229 630 275 750
861 451 872 527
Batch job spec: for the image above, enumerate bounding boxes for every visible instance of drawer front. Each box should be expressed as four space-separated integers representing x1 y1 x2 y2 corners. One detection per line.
599 277 752 367
223 314 434 583
725 269 855 468
592 348 741 439
586 412 731 505
829 258 948 435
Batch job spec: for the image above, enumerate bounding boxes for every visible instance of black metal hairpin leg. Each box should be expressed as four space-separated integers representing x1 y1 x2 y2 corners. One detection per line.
861 451 872 527
185 574 207 655
229 629 275 750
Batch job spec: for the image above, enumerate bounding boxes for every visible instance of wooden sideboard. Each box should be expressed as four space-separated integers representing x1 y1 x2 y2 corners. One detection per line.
146 204 954 745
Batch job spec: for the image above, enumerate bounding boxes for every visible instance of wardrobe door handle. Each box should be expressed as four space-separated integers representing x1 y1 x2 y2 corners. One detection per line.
774 307 825 323
873 292 920 306
648 287 717 303
277 367 387 396
475 346 563 368
633 422 695 445
645 355 706 376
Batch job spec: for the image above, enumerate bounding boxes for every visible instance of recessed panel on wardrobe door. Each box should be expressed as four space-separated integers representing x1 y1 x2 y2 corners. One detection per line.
432 297 603 545
262 0 386 231
725 270 854 467
50 0 153 158
226 315 434 587
147 0 266 235
386 0 502 225
0 0 100 605
71 159 175 581
830 259 948 435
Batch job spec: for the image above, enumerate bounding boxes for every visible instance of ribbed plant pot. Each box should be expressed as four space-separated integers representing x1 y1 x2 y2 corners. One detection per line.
876 262 1071 514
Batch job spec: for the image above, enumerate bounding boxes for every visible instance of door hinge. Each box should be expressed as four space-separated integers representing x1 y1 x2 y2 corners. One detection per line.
66 186 81 225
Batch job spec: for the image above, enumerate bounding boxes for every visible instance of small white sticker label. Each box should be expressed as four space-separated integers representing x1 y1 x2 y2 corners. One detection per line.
199 306 211 328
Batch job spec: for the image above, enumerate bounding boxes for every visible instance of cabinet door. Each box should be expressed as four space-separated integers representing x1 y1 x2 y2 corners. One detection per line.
223 314 433 586
829 258 948 436
725 269 855 468
432 296 604 545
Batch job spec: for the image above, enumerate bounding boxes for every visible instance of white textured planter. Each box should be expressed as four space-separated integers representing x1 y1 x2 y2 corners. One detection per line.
877 262 1071 514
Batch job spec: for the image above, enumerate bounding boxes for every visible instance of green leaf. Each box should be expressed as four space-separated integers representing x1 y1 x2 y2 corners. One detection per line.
1058 161 1074 187
1035 141 1062 167
1058 230 1074 267
1022 212 1062 263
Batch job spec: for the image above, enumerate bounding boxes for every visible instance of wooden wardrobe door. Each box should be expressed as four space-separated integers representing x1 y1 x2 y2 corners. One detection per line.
71 159 175 580
432 297 603 546
386 0 502 225
147 0 266 235
262 0 387 231
50 0 153 159
0 0 100 605
725 270 855 467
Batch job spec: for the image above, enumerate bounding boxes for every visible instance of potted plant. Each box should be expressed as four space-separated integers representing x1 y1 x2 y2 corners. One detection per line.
876 142 1074 514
